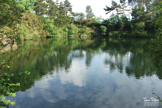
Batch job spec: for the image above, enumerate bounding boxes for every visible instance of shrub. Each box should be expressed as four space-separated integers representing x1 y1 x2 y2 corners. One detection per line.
0 71 30 108
61 27 69 36
100 25 107 35
66 24 79 37
131 22 145 32
18 13 48 40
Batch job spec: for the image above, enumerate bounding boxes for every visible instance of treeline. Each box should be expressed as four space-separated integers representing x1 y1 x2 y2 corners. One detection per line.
101 0 162 37
0 0 102 47
0 0 162 45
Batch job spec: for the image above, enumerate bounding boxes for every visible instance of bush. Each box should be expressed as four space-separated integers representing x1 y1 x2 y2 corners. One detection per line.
0 71 30 108
66 24 79 37
61 27 69 36
131 22 145 32
18 13 48 40
100 25 107 35
109 31 120 37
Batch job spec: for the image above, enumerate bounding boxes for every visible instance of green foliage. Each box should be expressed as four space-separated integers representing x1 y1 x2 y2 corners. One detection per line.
18 13 48 40
122 32 129 37
58 2 66 17
39 17 55 33
64 0 73 16
66 24 79 37
100 25 107 35
152 0 162 37
0 0 23 46
73 12 85 21
131 22 145 32
76 19 91 26
79 26 88 36
86 5 94 20
46 0 57 18
54 16 74 27
17 0 37 10
109 31 121 37
104 0 129 15
61 27 69 36
0 71 30 108
34 0 48 16
0 0 22 27
39 16 61 37
91 16 103 24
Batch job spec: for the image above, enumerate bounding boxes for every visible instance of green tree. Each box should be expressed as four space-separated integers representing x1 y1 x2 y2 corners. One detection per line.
0 0 23 46
152 0 162 37
47 0 57 18
64 0 72 16
58 1 66 17
104 0 129 21
91 16 103 24
0 0 22 27
85 5 94 20
100 25 107 35
73 12 85 21
34 0 48 16
17 0 37 10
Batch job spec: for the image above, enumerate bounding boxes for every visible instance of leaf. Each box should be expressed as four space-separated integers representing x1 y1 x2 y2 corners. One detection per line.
16 83 20 86
10 101 15 105
11 93 16 97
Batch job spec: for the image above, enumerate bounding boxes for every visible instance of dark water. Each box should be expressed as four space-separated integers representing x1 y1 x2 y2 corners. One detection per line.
1 38 162 108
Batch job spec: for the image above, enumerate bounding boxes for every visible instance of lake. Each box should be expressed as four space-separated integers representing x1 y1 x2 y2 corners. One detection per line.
1 38 162 108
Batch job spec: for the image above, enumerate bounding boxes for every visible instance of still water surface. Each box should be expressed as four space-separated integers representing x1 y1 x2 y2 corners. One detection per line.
1 38 162 108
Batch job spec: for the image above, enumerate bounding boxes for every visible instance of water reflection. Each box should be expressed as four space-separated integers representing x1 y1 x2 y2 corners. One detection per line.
0 38 162 108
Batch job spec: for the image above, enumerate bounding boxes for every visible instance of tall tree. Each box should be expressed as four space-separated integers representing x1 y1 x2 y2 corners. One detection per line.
34 0 48 16
64 0 72 16
85 5 94 20
47 0 57 18
152 0 162 37
55 0 60 18
73 12 85 20
58 1 66 17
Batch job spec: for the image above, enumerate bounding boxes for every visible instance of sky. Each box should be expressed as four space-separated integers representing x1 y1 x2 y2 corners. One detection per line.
59 0 131 20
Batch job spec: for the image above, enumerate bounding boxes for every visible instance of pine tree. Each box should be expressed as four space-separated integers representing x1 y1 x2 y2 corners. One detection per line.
104 0 129 16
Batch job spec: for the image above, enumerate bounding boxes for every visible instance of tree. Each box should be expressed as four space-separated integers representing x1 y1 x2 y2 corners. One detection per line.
17 0 37 10
91 16 103 24
85 5 94 20
64 0 72 16
34 0 48 16
46 0 57 18
73 12 85 21
0 0 22 27
104 0 129 23
104 0 129 16
58 2 66 17
152 0 162 37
